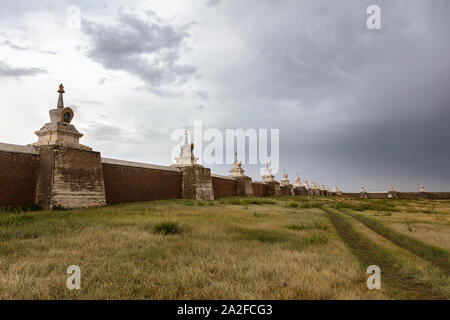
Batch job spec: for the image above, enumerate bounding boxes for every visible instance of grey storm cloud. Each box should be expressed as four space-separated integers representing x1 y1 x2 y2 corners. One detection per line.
199 0 450 191
206 0 221 7
0 61 46 78
82 12 196 89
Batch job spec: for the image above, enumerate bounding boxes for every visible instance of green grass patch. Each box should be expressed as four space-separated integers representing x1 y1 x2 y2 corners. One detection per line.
286 221 329 231
298 202 323 209
302 234 328 245
285 202 299 208
0 205 42 213
234 228 288 243
0 214 35 227
333 200 399 212
220 198 277 206
152 221 184 235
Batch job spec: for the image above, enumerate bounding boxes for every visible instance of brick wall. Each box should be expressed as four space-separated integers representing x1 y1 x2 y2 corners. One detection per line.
342 193 361 198
252 182 268 197
367 192 389 199
235 176 253 196
342 192 450 200
428 192 450 199
212 175 237 198
396 192 421 199
102 159 182 204
177 165 214 200
0 144 39 207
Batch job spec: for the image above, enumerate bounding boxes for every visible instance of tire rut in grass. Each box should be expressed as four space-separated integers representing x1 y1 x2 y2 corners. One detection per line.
321 206 445 299
338 208 450 276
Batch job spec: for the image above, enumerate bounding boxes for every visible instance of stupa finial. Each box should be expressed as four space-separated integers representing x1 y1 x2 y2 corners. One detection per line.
57 83 65 109
184 129 189 145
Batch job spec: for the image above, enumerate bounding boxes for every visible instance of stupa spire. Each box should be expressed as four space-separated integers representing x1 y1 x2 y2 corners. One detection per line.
174 129 198 166
262 161 275 183
57 84 65 109
32 83 91 151
184 129 189 145
229 151 245 177
293 172 301 187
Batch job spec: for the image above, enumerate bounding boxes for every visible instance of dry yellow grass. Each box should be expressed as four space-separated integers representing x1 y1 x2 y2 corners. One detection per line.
0 199 386 300
1 197 449 300
364 210 450 251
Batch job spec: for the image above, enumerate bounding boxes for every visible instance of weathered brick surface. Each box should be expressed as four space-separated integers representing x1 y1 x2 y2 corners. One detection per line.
395 192 421 199
342 193 360 198
294 186 307 195
367 192 388 199
0 150 39 207
212 176 237 198
429 192 450 199
36 146 107 209
235 176 253 196
35 147 54 207
176 165 214 200
252 182 269 197
266 182 281 196
102 163 182 204
50 147 106 208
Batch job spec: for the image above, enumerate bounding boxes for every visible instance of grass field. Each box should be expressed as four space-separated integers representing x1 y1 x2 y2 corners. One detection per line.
0 197 449 299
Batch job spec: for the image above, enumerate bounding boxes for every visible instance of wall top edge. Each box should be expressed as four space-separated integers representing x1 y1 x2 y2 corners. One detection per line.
0 142 39 155
101 157 181 173
211 174 236 181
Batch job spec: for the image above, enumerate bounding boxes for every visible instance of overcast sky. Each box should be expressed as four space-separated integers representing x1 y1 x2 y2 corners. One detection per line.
0 0 449 192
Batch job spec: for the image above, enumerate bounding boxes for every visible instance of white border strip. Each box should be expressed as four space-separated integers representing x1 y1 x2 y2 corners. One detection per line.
101 157 180 172
211 174 236 181
0 143 39 155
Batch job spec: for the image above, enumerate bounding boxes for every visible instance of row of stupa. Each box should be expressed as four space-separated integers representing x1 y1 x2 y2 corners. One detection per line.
176 132 342 195
260 163 341 194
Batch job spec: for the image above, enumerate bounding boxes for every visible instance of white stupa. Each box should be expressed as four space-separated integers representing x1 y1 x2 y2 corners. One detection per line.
174 130 199 166
262 162 276 183
32 84 90 151
333 185 343 195
280 168 290 187
293 173 302 188
303 180 310 189
229 152 245 177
